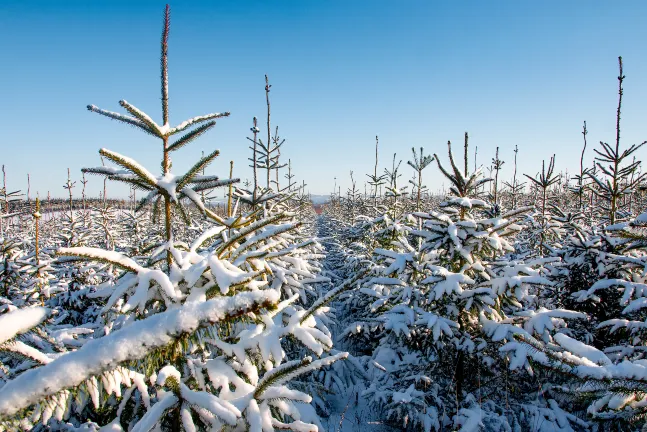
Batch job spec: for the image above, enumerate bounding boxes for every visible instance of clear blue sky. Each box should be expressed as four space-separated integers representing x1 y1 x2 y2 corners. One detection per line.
1 1 646 198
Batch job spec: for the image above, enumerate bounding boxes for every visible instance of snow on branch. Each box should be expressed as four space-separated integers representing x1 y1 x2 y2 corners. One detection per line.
0 307 50 345
169 112 230 136
87 104 156 136
119 100 164 137
57 247 142 272
99 148 158 188
300 269 370 324
254 352 348 399
0 290 280 417
167 121 216 152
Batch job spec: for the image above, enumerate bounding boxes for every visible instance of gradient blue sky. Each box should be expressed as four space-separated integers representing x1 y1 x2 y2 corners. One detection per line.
1 1 646 198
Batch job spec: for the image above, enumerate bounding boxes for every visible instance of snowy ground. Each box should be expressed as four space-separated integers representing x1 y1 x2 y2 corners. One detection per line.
323 387 396 432
315 215 397 432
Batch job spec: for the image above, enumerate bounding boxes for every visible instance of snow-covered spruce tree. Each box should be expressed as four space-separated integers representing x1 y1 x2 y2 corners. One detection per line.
339 171 366 224
0 6 347 430
248 75 288 193
342 140 588 430
383 153 409 220
407 147 434 213
519 155 567 257
589 57 645 226
90 199 119 251
501 211 647 429
546 56 647 337
502 218 647 431
487 146 504 215
569 121 593 216
58 169 92 250
366 136 388 213
501 145 525 212
493 57 647 431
